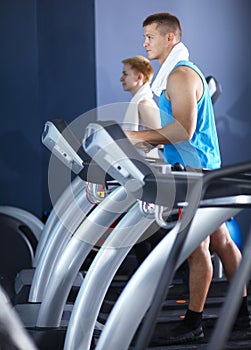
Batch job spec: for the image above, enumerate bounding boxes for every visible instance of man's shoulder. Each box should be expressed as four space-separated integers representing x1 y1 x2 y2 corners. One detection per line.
169 63 201 84
168 65 191 83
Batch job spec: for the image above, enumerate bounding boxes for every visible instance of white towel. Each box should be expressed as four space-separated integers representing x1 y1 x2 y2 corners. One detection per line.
122 83 154 130
151 42 189 97
122 83 161 159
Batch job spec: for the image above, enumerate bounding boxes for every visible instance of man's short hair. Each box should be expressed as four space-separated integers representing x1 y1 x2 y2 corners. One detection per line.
122 55 154 83
143 12 182 40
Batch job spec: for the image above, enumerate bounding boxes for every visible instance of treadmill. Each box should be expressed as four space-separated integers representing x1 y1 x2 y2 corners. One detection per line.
75 120 251 350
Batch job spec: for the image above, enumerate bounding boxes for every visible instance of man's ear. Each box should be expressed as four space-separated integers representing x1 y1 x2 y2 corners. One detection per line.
167 32 175 42
138 72 144 83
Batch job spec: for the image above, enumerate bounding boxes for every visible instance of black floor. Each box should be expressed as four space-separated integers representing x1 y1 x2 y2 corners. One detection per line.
2 263 251 350
142 276 251 350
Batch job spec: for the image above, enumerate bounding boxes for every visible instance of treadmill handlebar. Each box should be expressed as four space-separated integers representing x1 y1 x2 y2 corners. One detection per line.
42 119 112 184
42 119 90 162
83 121 251 206
84 121 157 192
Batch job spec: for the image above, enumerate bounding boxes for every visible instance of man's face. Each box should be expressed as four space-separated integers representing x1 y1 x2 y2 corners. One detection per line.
120 64 139 93
143 23 168 64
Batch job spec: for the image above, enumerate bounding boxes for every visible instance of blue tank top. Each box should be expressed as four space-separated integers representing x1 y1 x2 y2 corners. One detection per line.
159 60 221 169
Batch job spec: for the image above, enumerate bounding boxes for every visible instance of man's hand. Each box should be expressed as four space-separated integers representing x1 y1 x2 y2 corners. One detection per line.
135 141 155 153
125 130 157 153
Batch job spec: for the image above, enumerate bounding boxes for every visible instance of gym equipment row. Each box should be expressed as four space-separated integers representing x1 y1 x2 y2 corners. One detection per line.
0 75 223 348
1 117 251 349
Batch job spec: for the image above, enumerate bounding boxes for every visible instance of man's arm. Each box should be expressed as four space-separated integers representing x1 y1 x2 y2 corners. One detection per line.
126 66 201 146
138 99 161 130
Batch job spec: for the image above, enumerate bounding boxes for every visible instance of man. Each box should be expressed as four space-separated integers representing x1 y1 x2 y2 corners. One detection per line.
120 55 161 159
126 12 250 345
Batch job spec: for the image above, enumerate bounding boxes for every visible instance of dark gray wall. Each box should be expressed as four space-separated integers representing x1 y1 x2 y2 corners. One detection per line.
95 0 251 239
0 0 96 218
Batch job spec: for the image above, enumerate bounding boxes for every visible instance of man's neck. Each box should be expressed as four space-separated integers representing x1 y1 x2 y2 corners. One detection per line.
159 42 180 65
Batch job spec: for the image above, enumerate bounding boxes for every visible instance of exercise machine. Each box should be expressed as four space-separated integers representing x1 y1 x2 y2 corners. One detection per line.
13 119 98 304
1 120 105 349
2 119 135 349
76 120 251 350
